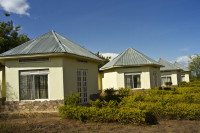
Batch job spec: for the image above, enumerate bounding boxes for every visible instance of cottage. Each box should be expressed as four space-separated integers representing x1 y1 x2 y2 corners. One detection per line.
99 48 162 90
174 62 190 82
0 31 101 111
158 58 182 86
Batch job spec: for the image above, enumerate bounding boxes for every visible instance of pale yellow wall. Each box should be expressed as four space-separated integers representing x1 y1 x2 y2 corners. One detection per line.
100 69 118 90
181 71 190 82
63 57 99 100
185 73 190 82
5 57 64 101
101 66 160 90
161 71 181 86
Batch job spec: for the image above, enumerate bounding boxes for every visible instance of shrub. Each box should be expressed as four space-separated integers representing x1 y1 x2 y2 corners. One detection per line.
179 81 188 87
64 92 79 106
118 88 130 96
165 82 172 86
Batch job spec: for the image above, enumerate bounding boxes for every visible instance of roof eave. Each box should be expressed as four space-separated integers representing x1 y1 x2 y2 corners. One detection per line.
100 63 162 71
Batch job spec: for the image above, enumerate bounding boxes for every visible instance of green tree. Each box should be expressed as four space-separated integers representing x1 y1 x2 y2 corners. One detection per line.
96 52 111 68
0 12 30 53
189 55 200 80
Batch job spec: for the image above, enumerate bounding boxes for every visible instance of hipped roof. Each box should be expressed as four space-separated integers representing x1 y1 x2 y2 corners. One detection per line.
158 58 182 71
0 30 102 61
100 48 162 70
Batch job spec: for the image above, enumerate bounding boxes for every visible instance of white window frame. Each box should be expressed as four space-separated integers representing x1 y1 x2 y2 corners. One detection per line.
161 75 172 86
19 69 50 101
124 72 142 89
77 69 88 104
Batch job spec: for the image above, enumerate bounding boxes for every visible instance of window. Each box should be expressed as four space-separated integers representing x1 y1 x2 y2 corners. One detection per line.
124 73 141 89
161 75 172 86
19 69 49 100
77 69 88 103
181 75 185 81
19 58 49 63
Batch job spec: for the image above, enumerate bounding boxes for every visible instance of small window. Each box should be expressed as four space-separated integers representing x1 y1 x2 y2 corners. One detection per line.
161 75 172 86
19 58 49 63
124 73 141 89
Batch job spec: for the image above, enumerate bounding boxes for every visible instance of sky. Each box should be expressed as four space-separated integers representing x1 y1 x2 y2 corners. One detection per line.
0 0 200 65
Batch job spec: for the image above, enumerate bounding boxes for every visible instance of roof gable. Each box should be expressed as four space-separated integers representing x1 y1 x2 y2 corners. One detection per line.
0 31 101 61
174 62 190 71
100 48 161 70
158 58 181 71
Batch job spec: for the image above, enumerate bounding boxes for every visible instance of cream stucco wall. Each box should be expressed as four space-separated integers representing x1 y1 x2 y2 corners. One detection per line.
185 73 190 82
101 66 161 90
63 57 99 100
101 69 118 90
5 57 64 101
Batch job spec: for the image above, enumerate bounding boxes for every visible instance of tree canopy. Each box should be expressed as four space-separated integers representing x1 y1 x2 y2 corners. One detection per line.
189 55 200 80
96 52 111 68
0 12 30 54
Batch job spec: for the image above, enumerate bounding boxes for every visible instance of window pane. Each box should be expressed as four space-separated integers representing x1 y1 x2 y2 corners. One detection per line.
35 75 48 99
134 75 141 88
20 75 34 100
125 75 133 89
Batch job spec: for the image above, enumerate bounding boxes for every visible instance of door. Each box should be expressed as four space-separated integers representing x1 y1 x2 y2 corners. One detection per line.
77 69 88 103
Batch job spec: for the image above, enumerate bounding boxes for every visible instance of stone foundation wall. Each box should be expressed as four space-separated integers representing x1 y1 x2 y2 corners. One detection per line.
3 100 64 112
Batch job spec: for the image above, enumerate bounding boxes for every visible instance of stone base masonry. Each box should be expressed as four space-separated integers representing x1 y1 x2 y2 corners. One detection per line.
2 100 64 112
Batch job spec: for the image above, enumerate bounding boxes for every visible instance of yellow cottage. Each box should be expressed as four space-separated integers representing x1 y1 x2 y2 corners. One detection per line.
0 31 101 111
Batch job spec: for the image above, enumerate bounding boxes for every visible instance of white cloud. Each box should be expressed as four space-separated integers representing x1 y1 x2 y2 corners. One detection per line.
101 53 119 60
0 0 30 16
176 56 191 65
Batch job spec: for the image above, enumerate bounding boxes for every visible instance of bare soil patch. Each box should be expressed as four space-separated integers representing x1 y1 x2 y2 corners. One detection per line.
0 112 200 133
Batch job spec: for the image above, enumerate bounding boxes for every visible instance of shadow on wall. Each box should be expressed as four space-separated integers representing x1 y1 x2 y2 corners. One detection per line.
6 82 18 101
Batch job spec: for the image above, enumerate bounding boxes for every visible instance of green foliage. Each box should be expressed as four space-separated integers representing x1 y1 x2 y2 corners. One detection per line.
104 88 121 102
118 88 130 96
59 86 200 125
189 55 200 80
96 52 111 68
165 82 172 86
0 12 29 53
64 92 79 106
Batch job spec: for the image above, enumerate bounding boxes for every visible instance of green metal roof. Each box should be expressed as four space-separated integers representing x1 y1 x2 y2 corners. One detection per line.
158 58 182 71
0 30 102 61
174 62 190 71
100 48 162 70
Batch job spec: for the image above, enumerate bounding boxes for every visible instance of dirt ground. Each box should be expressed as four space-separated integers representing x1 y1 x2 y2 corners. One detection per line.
0 112 200 133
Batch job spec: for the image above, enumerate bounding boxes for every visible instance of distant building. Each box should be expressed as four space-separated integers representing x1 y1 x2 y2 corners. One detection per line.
99 48 162 90
174 62 190 82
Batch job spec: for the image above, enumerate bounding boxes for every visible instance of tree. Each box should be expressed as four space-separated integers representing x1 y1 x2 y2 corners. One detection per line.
188 55 200 80
96 52 111 68
0 12 30 53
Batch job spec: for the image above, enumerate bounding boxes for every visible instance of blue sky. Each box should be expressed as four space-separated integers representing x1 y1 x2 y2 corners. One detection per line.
1 0 200 65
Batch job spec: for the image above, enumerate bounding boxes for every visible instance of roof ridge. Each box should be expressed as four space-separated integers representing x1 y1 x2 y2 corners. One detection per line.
159 58 181 70
131 48 153 64
113 48 129 66
51 30 66 52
